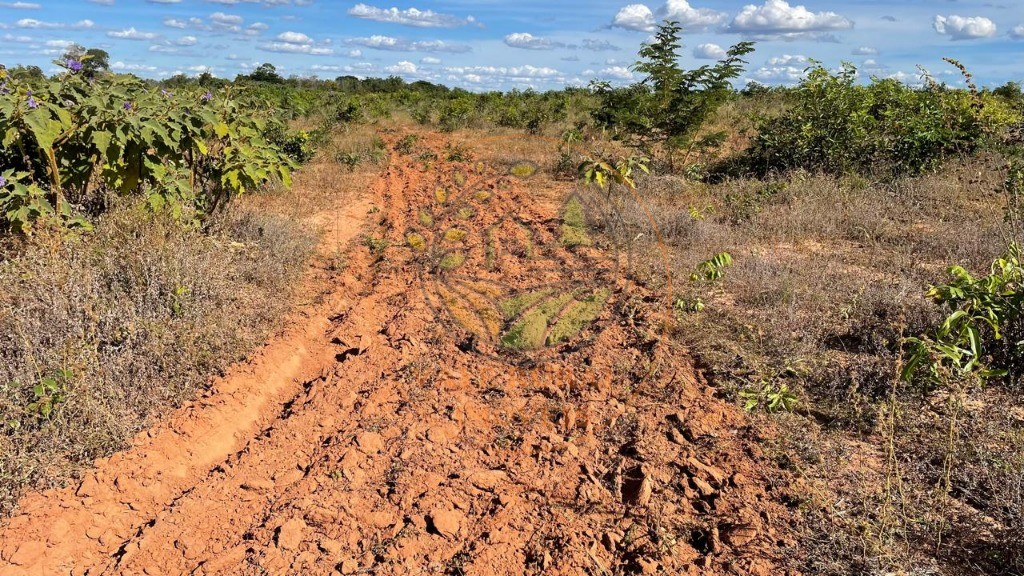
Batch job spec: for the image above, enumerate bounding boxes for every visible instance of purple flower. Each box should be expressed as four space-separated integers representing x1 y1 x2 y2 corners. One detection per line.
161 89 172 98
67 59 83 73
27 91 37 109
0 81 9 95
123 101 132 111
201 91 213 102
0 177 6 187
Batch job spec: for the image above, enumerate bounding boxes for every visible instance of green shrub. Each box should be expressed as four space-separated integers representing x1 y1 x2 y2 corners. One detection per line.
747 62 1017 177
591 20 754 168
0 65 303 233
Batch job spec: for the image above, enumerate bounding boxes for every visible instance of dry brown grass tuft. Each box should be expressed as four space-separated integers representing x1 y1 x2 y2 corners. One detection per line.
0 201 316 513
611 153 1022 573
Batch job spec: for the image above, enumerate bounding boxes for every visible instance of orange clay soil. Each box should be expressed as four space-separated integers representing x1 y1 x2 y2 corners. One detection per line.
0 129 801 576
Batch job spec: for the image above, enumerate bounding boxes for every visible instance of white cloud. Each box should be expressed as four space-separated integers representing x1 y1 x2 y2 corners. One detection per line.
209 12 243 26
0 2 41 9
309 64 343 72
347 35 471 53
727 0 853 40
347 4 476 28
420 56 441 64
748 64 807 84
503 32 564 50
259 41 333 55
444 64 561 79
111 60 157 72
612 0 723 32
852 46 877 55
1012 24 1024 40
276 31 312 44
658 0 726 30
933 15 997 40
767 54 807 66
15 18 93 29
693 43 726 59
599 65 634 80
581 38 619 51
107 27 159 40
611 4 655 32
385 60 417 74
175 35 197 46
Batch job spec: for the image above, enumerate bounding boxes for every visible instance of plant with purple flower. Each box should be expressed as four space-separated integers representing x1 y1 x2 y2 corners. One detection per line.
0 176 6 187
0 81 9 95
67 59 83 73
201 91 213 102
123 101 132 112
26 90 38 110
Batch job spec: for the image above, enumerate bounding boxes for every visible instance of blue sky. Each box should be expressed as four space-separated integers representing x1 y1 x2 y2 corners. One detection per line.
1 0 1022 89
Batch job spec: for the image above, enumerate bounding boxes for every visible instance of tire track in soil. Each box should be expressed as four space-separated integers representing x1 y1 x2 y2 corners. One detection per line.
0 178 375 576
1 130 801 576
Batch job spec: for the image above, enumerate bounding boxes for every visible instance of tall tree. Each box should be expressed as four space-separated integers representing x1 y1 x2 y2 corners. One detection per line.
61 44 109 78
249 63 283 84
592 20 755 168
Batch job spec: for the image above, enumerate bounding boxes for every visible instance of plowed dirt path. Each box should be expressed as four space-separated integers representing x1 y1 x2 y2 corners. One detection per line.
0 130 799 576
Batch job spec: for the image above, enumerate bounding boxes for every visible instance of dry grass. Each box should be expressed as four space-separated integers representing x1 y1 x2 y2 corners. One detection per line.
605 151 1023 574
0 202 315 513
0 125 385 514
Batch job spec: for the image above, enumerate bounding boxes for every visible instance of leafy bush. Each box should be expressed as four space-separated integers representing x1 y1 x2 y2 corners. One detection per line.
747 62 1018 177
0 62 302 232
592 20 754 168
902 244 1024 388
904 162 1024 388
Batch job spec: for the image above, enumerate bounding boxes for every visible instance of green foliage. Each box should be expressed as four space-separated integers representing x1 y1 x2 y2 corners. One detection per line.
60 44 110 79
740 381 798 413
674 252 733 314
592 20 754 165
578 153 649 190
902 156 1024 390
247 63 284 84
690 252 733 282
26 369 73 420
903 243 1024 389
748 62 1015 177
444 142 472 162
0 66 304 232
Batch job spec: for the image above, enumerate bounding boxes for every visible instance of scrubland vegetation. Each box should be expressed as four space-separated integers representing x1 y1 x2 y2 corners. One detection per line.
3 24 1024 574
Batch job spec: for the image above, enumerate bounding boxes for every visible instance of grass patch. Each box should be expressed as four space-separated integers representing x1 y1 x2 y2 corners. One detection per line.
560 196 591 248
438 252 465 271
500 288 554 318
509 161 538 178
444 228 468 242
500 290 577 350
406 233 426 251
547 288 610 345
0 200 315 514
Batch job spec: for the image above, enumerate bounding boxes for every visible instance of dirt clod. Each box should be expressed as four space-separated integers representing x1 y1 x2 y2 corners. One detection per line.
426 509 463 540
276 518 307 550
